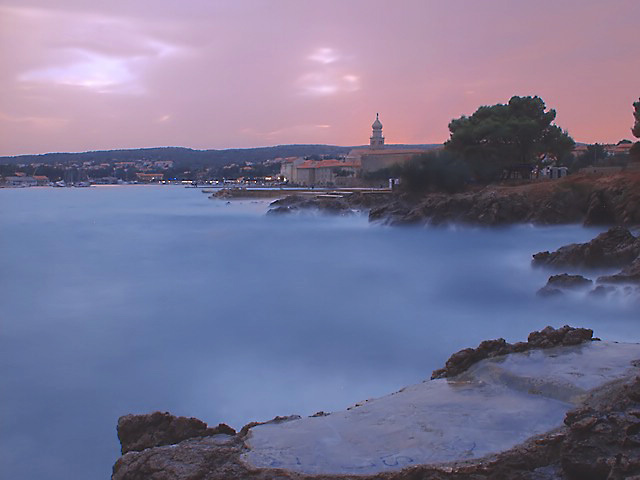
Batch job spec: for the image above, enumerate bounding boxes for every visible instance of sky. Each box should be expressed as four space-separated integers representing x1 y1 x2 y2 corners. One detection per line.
0 0 638 156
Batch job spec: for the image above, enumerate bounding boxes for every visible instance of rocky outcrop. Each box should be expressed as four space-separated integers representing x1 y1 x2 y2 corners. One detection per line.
117 411 235 454
531 227 640 297
267 192 391 216
368 172 640 227
431 325 594 379
537 274 593 296
532 227 640 269
268 195 353 215
112 330 640 480
560 376 640 479
598 256 640 284
255 173 640 227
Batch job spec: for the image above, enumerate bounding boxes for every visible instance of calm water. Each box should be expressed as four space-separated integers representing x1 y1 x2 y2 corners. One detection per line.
0 186 638 480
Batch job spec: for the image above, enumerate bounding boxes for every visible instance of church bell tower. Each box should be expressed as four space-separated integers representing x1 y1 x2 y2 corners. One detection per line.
370 113 384 149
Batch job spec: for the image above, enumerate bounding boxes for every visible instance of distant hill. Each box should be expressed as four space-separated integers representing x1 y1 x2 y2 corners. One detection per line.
0 144 442 167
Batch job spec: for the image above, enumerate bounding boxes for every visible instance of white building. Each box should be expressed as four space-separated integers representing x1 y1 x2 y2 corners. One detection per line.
4 176 38 187
540 166 568 179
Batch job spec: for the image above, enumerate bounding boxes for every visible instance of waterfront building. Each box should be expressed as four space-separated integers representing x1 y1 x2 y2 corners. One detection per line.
285 114 431 186
4 176 38 187
278 157 305 183
345 114 429 174
296 159 359 186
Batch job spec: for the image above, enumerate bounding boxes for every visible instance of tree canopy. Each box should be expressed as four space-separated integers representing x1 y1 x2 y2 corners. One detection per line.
631 98 640 161
444 96 575 173
633 98 640 139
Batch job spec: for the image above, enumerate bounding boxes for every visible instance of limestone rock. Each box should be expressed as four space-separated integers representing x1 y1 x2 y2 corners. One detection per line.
112 332 640 480
431 325 593 379
546 273 593 289
117 411 235 454
532 227 640 269
598 256 640 284
536 274 593 296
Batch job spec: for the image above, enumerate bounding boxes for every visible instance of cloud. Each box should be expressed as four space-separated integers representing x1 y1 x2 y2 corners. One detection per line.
8 6 186 95
308 47 339 65
19 49 138 93
298 48 360 97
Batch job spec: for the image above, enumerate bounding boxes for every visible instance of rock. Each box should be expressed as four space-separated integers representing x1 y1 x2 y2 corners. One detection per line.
598 256 640 284
238 414 301 437
536 274 593 296
584 190 616 226
266 205 293 215
112 332 640 480
269 195 305 207
431 325 593 379
117 411 235 454
267 194 353 215
537 274 593 297
537 285 564 297
588 285 617 297
532 227 640 269
560 376 640 479
366 172 640 227
546 273 593 289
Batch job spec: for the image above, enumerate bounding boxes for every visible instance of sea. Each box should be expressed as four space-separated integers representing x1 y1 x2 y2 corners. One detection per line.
0 185 638 480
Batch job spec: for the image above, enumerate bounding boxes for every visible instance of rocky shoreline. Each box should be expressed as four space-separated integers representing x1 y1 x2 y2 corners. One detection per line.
262 173 640 299
111 326 640 480
533 226 640 298
264 172 640 227
121 174 640 479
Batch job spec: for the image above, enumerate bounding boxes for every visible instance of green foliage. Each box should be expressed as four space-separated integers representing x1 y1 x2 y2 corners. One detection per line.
363 151 470 193
400 151 470 193
363 163 404 181
0 145 353 167
445 96 575 179
333 168 353 177
565 143 633 173
633 98 640 139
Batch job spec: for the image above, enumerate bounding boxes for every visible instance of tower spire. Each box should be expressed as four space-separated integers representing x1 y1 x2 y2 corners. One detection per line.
370 113 384 149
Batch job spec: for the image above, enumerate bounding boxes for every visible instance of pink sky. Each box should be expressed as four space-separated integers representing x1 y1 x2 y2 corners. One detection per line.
0 0 638 156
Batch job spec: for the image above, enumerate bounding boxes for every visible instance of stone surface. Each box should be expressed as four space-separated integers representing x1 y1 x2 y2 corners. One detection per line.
598 256 640 284
431 325 594 379
117 411 235 454
368 172 640 227
242 341 640 475
546 274 593 289
112 330 640 480
532 227 640 269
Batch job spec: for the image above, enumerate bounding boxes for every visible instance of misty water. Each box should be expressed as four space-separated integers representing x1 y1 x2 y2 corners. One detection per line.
1 186 639 480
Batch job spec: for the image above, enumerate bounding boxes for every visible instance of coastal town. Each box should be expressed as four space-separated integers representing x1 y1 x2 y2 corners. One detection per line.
1 114 637 189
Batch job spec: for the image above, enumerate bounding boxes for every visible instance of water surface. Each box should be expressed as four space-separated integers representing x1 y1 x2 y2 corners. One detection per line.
0 186 637 480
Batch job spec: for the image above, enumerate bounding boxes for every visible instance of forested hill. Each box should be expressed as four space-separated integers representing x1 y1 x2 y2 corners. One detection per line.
0 144 441 167
0 145 348 167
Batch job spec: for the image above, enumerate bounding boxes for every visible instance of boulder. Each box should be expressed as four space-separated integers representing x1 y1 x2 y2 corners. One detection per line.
113 330 640 480
117 411 235 454
431 325 594 379
560 378 640 479
543 274 593 291
537 285 564 297
598 256 640 284
588 285 617 297
532 227 640 269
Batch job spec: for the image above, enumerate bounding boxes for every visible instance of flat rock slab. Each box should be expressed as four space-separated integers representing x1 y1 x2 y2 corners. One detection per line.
242 341 640 475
